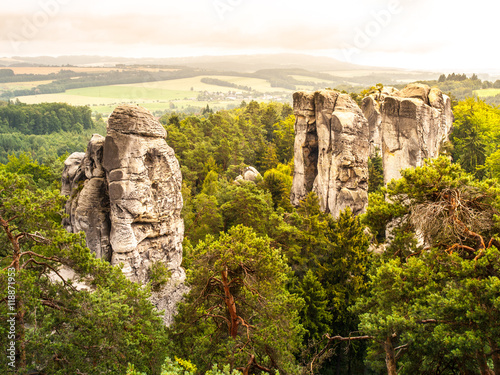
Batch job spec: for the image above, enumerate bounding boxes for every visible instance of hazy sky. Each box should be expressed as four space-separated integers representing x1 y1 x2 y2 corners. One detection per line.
1 0 497 72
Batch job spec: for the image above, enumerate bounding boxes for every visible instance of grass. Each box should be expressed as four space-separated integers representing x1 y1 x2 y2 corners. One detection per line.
14 93 126 106
123 76 297 93
13 74 294 115
474 88 500 98
67 86 195 101
0 81 54 94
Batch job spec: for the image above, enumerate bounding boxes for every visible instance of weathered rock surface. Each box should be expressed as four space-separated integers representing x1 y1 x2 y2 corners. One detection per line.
291 84 453 216
362 83 453 184
290 90 370 217
62 105 187 324
235 166 261 184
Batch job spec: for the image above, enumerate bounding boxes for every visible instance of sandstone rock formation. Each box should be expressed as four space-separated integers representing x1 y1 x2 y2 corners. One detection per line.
235 166 261 184
291 84 453 217
362 83 453 184
62 105 186 324
290 90 370 217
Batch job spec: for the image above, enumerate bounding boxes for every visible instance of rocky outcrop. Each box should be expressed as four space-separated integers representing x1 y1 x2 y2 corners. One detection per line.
291 84 453 216
62 105 186 324
362 83 453 184
235 166 261 184
290 90 370 217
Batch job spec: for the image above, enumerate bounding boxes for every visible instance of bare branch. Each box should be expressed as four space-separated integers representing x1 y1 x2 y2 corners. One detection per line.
19 250 60 263
22 259 76 291
326 334 374 341
41 299 72 313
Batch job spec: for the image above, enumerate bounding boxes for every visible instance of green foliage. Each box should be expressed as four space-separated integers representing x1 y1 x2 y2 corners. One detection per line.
149 261 172 292
0 103 105 164
294 270 332 342
220 182 275 236
262 163 293 211
200 77 251 92
0 152 65 189
367 149 384 193
165 102 294 192
0 169 169 374
314 208 370 326
358 156 500 374
168 225 304 374
127 356 244 375
0 101 93 134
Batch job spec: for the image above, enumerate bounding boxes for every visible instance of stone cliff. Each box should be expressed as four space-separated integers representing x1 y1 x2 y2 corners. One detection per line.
62 105 186 325
291 84 453 216
290 90 370 216
362 83 453 184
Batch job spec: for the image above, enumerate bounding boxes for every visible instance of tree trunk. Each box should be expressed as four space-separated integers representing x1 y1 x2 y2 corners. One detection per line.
383 336 397 375
488 340 500 375
477 350 494 375
221 267 239 338
1 217 26 371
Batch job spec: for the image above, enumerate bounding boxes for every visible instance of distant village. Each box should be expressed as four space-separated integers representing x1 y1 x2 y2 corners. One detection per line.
195 90 291 103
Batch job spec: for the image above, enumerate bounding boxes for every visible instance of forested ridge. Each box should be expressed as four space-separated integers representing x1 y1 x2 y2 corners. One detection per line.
0 100 106 164
0 94 499 375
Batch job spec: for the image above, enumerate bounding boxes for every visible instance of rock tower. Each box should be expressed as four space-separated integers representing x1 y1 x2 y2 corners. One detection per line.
290 83 454 216
62 105 186 324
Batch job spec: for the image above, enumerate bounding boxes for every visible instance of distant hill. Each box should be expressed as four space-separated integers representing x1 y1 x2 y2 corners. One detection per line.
0 53 387 72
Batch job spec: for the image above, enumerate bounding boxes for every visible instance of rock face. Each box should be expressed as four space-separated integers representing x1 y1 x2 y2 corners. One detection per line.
62 105 186 324
290 90 370 217
362 83 453 184
291 84 453 216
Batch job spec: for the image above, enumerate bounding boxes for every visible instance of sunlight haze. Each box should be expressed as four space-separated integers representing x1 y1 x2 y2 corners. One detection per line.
1 0 497 72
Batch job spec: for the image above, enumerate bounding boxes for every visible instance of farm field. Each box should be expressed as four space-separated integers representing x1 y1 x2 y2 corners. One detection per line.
149 75 301 93
14 75 296 115
67 85 195 101
474 88 500 97
0 80 53 90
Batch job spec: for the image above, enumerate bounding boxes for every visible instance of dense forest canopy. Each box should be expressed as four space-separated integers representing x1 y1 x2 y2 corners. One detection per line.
0 87 499 374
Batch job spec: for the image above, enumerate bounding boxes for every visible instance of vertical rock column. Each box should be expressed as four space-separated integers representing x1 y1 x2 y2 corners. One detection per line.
361 83 454 185
102 105 184 283
290 91 317 206
291 90 370 217
62 105 186 325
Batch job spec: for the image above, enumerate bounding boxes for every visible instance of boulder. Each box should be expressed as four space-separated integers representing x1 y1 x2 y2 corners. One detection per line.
235 166 261 183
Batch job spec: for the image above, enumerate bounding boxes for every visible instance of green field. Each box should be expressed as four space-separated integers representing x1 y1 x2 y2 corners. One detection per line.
14 75 295 115
0 80 53 91
67 85 195 101
474 88 500 98
121 76 299 93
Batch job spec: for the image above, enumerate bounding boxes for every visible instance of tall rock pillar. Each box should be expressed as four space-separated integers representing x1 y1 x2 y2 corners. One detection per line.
62 105 186 325
291 90 370 217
